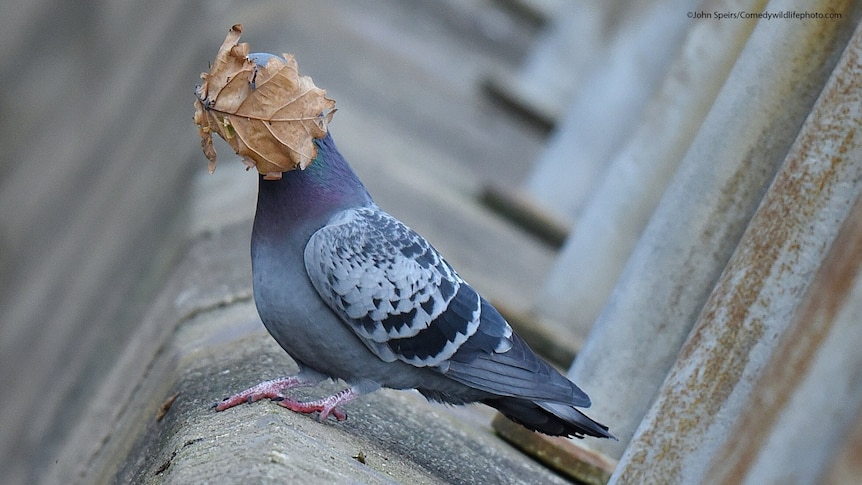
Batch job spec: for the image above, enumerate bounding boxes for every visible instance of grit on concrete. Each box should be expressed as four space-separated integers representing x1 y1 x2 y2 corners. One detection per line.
67 221 572 484
1 0 576 483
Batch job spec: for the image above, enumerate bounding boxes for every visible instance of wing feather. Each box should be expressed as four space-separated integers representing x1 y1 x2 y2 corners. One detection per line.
304 206 586 406
305 207 504 367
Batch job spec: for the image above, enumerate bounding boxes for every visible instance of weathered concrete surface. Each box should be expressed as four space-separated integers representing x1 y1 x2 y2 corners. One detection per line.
567 0 862 459
0 1 568 483
52 222 571 485
493 414 616 484
612 12 862 482
0 2 210 482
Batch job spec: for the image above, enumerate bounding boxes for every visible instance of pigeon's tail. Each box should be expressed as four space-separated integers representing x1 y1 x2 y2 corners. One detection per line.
486 397 616 439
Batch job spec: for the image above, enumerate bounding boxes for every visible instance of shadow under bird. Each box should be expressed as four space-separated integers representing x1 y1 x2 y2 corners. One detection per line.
213 54 614 440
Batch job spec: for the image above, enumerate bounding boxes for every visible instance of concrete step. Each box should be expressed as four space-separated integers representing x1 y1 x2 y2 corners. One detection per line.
3 0 585 482
54 222 573 484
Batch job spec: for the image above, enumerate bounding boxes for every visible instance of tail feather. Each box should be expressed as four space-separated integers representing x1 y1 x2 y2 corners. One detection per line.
446 331 591 406
486 397 616 439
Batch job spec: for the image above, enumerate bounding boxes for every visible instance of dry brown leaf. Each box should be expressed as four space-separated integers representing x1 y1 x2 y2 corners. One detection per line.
156 392 180 422
194 24 336 180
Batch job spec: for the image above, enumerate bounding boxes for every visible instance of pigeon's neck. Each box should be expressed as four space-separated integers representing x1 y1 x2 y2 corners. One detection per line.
253 133 373 243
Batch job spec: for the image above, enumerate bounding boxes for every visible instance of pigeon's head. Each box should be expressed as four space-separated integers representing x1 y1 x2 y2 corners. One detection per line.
247 53 284 91
248 52 282 68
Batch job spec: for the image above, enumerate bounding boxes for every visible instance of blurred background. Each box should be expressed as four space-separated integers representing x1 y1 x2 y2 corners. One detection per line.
0 0 554 482
3 0 861 483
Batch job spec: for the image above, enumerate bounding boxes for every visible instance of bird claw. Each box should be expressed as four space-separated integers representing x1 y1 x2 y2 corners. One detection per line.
275 387 358 421
215 378 358 423
214 376 307 412
214 390 282 411
276 398 348 421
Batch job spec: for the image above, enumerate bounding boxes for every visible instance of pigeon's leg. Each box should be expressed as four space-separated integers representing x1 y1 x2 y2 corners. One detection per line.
277 387 361 422
214 369 325 411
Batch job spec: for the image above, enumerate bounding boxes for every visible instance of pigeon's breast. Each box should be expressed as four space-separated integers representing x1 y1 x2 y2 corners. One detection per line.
251 238 422 387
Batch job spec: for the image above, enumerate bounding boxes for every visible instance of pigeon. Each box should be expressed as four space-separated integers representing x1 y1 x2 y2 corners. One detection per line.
213 61 613 441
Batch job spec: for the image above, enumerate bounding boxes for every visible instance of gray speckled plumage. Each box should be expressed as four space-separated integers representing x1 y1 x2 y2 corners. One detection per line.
305 206 509 369
214 130 613 440
209 47 613 435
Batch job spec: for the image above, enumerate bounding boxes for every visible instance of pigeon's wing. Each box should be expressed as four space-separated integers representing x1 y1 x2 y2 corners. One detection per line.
304 206 502 367
304 207 589 405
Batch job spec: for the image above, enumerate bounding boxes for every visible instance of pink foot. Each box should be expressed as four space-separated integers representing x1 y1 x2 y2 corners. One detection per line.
214 376 311 411
276 387 359 422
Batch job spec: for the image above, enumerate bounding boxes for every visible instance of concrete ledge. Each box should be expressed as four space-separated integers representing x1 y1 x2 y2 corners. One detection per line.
493 414 616 484
57 221 572 484
48 221 253 484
